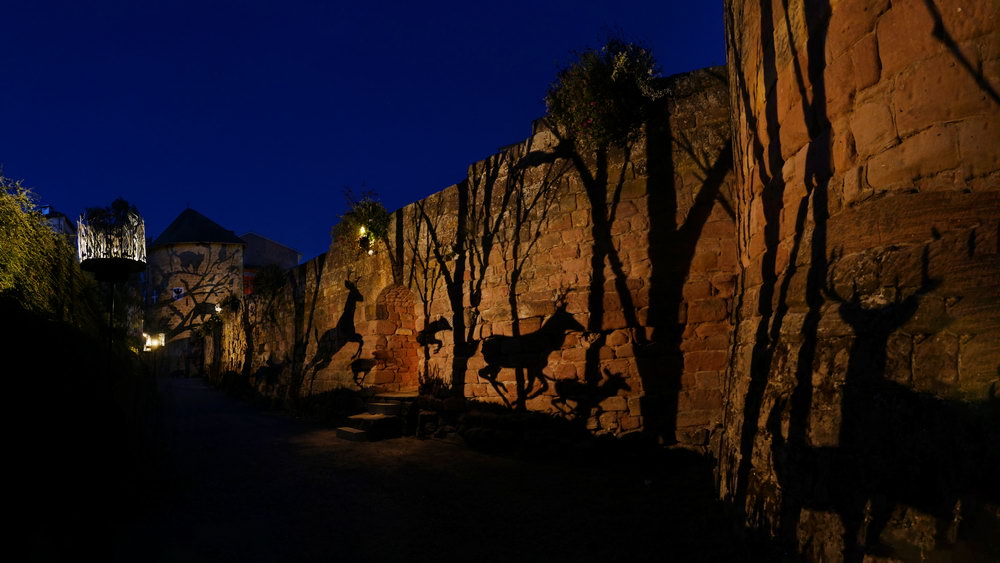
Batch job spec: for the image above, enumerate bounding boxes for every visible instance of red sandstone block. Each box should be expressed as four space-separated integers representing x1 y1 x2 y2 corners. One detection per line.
827 0 889 61
619 415 641 431
850 96 898 158
842 166 869 206
683 280 714 300
553 362 577 379
957 115 1000 178
710 273 737 296
700 219 735 239
549 244 580 261
675 409 712 429
866 123 960 190
687 299 728 323
695 321 732 338
601 311 628 331
823 51 858 119
560 229 586 244
605 330 629 347
547 213 573 232
601 396 628 412
629 215 650 233
851 32 882 91
695 371 722 389
619 178 647 199
616 200 639 219
685 350 729 373
891 51 992 137
877 0 940 78
613 344 635 359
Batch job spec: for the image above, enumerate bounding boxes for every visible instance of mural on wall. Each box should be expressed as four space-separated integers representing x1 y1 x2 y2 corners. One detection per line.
147 243 242 340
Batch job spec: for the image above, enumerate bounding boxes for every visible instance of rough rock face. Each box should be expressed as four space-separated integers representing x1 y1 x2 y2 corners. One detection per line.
718 0 1000 559
205 67 738 444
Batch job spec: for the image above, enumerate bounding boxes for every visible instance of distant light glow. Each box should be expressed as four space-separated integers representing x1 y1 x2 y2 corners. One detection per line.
358 225 366 236
143 332 166 351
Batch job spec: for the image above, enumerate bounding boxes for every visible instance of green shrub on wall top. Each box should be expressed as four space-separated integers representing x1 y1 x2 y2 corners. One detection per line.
545 38 665 149
332 189 390 256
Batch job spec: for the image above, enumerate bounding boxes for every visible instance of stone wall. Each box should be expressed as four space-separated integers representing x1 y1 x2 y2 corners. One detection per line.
718 0 1000 559
207 67 737 443
148 242 243 373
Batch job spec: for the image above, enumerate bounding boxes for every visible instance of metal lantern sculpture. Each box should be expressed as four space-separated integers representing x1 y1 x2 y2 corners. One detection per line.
78 198 147 282
78 199 147 356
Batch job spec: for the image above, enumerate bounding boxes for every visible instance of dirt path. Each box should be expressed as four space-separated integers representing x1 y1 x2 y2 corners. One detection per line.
112 377 756 562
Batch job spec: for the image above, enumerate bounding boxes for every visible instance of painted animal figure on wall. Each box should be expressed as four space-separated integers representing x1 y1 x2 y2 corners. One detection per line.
307 279 365 373
416 316 452 353
477 303 585 391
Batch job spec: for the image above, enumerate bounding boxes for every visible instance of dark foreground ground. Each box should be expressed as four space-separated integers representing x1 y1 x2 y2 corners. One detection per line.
108 377 764 562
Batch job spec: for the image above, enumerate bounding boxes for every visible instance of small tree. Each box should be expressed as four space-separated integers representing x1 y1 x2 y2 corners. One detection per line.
332 188 401 283
332 189 390 254
545 38 665 149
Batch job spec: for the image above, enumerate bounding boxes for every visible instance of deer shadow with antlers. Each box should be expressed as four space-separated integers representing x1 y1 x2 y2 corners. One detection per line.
306 278 365 376
768 246 1000 560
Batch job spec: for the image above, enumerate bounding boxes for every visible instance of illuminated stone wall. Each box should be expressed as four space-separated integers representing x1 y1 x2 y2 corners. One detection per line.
718 0 1000 559
208 67 738 443
148 242 243 373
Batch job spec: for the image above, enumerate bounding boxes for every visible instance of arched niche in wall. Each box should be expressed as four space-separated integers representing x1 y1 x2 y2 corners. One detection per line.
365 284 419 390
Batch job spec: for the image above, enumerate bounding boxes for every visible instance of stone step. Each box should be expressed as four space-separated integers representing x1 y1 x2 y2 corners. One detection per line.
373 390 420 402
336 426 369 442
368 401 403 416
346 412 402 440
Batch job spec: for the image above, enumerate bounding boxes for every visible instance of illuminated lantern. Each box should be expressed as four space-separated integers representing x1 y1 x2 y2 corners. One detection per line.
78 198 147 282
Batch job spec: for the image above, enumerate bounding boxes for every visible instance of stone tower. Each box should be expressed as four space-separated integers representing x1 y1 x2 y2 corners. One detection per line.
146 208 245 375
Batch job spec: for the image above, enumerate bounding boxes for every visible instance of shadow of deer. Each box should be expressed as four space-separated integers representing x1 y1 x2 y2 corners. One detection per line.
768 246 1000 560
417 316 452 353
307 278 365 374
553 368 632 424
478 302 586 397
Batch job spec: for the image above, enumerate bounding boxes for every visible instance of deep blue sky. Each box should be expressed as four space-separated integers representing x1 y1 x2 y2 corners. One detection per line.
2 0 725 261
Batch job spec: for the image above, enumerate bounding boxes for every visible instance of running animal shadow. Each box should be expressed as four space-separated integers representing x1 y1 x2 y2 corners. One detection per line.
477 300 586 402
416 317 452 353
307 279 365 374
553 368 632 424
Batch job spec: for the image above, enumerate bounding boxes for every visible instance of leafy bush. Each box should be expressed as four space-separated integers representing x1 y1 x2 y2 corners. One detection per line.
0 176 100 326
545 38 665 149
332 189 390 256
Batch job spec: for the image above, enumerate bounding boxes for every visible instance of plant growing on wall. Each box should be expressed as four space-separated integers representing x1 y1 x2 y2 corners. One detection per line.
545 38 665 149
333 188 403 283
333 189 390 255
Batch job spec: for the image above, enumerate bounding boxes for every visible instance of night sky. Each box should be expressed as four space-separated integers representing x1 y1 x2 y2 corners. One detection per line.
2 0 725 261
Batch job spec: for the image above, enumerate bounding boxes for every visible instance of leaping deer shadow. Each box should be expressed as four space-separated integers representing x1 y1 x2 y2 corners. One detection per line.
307 279 365 375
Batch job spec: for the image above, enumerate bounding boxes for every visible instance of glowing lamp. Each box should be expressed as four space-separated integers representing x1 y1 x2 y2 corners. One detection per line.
143 332 165 352
78 199 146 282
